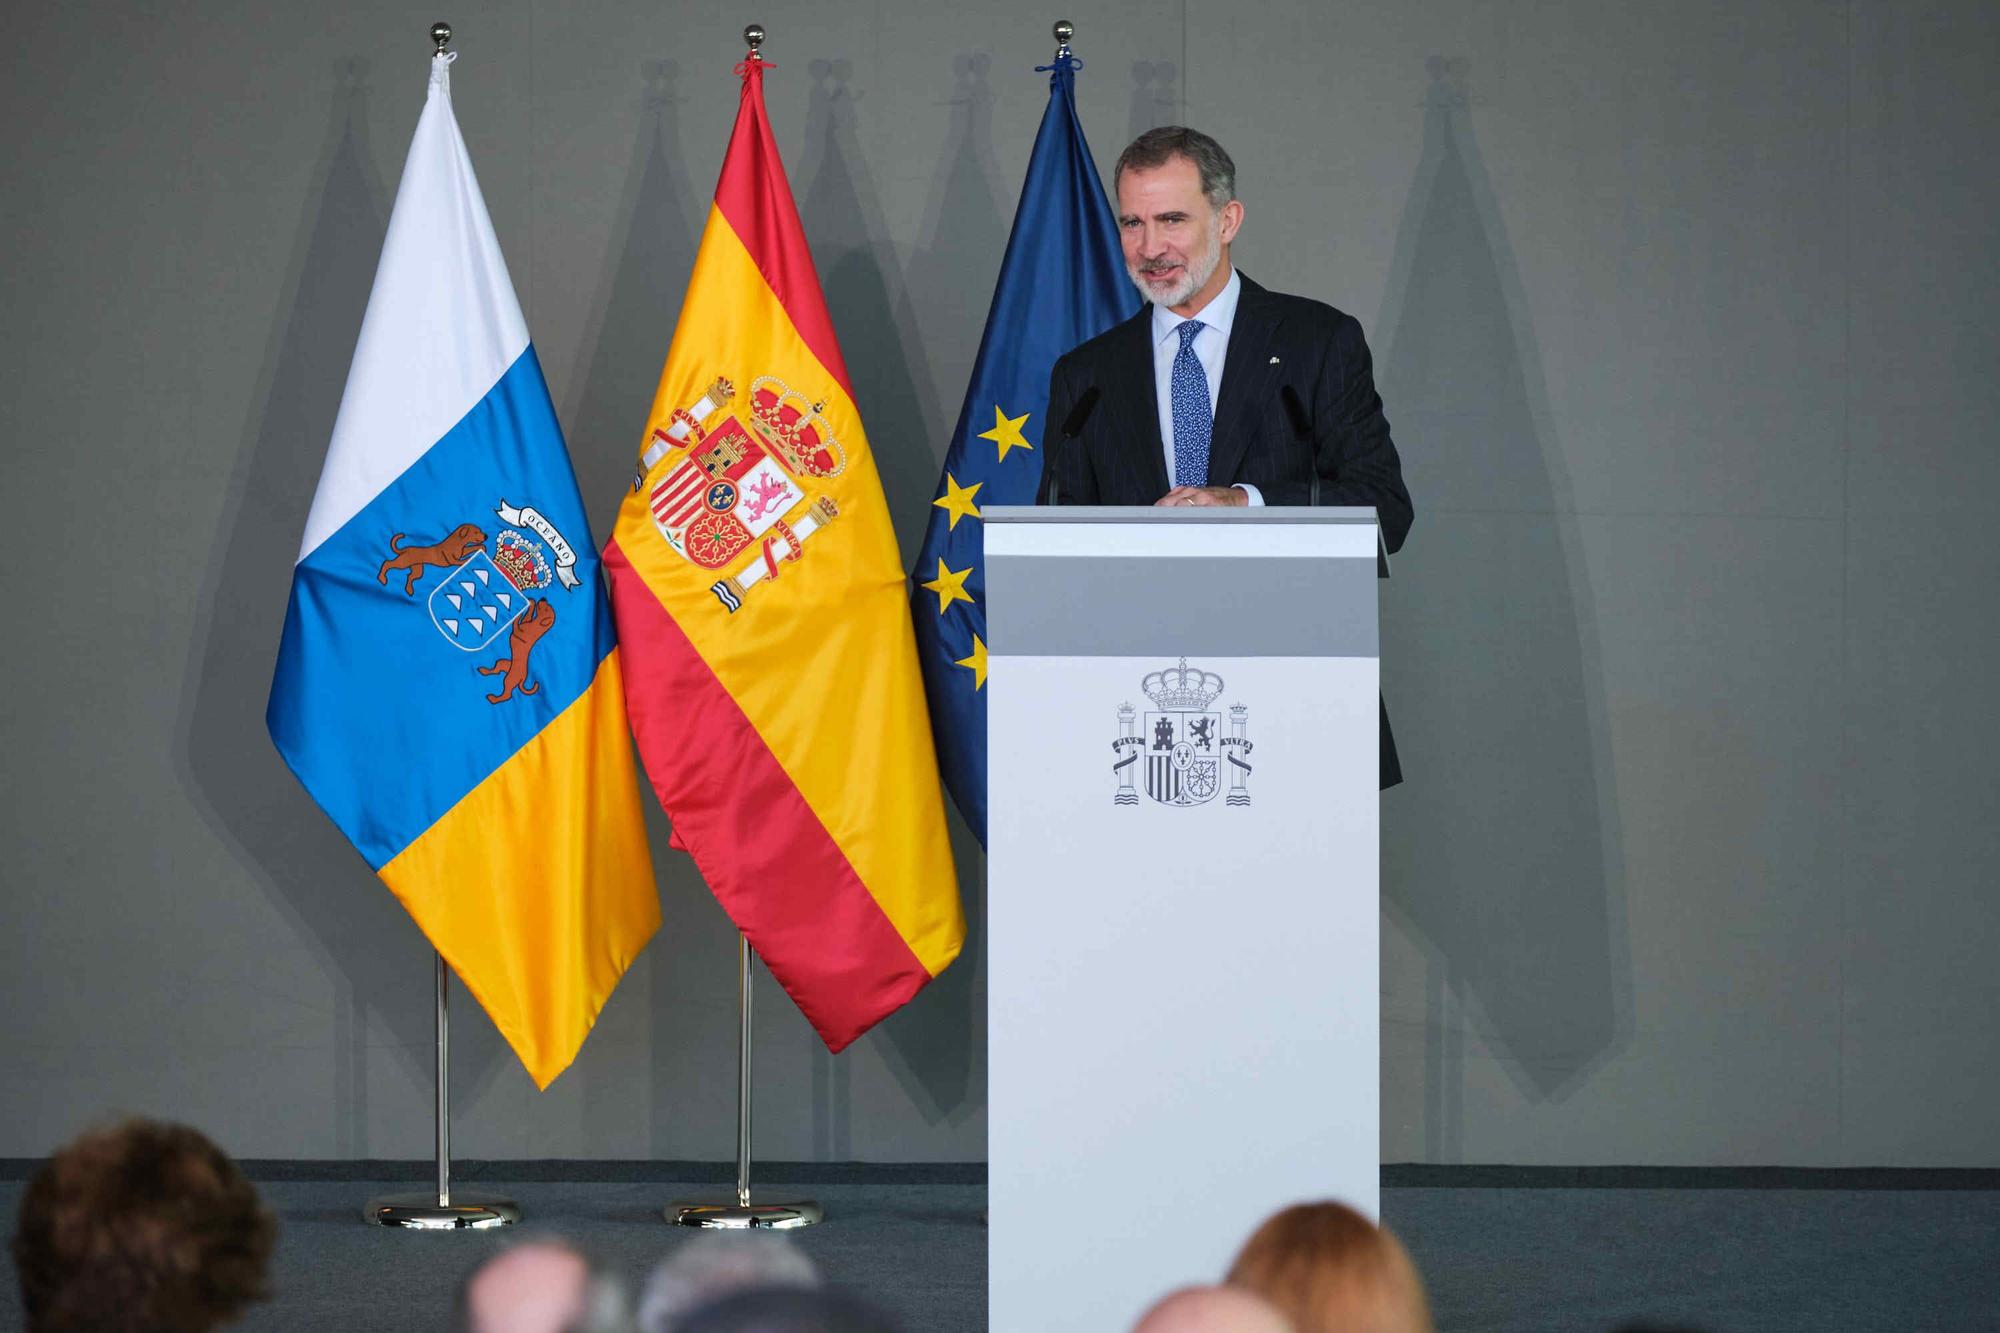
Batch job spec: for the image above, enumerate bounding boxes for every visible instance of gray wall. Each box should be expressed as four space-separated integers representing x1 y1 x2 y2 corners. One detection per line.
2 1 1995 1166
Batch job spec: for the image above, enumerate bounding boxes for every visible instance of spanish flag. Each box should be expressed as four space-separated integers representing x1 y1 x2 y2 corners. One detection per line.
604 49 963 1050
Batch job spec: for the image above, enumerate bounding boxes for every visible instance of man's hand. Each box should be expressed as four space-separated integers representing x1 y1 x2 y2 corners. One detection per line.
1155 485 1248 507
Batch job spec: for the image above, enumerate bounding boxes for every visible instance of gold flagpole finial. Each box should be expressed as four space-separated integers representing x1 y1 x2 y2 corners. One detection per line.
744 23 766 54
431 22 452 54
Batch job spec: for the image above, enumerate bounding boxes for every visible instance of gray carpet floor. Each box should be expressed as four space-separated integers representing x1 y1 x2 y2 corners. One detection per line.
1389 1187 2000 1332
2 1180 1996 1331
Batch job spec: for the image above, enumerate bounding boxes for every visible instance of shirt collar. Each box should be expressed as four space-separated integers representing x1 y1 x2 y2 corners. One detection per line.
1151 265 1242 346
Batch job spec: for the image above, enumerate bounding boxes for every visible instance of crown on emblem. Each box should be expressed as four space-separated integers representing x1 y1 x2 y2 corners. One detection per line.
1143 658 1224 710
493 530 552 592
748 375 846 478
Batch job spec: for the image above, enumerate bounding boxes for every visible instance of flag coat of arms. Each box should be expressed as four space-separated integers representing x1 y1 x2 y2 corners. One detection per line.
267 52 659 1089
911 53 1137 843
604 51 963 1050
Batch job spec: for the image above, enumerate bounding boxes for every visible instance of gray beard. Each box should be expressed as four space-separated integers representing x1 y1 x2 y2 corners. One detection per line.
1127 223 1223 309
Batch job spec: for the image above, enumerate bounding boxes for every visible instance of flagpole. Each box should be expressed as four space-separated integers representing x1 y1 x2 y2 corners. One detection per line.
668 932 824 1227
436 949 451 1204
735 935 754 1207
362 951 523 1228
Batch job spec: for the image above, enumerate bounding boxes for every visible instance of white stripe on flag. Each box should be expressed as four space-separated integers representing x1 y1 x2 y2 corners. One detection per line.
295 54 530 564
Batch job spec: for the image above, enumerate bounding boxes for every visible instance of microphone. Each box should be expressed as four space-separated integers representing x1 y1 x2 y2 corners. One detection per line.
1061 386 1101 438
1280 384 1319 507
1047 386 1100 506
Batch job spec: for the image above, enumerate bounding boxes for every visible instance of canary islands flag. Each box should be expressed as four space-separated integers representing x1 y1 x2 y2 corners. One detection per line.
267 52 659 1089
911 54 1137 843
604 49 963 1052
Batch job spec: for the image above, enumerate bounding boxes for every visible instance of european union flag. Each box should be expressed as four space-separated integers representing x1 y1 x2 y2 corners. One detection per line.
911 53 1138 844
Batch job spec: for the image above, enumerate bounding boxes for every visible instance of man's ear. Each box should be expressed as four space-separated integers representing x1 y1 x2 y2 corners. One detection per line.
1219 199 1245 246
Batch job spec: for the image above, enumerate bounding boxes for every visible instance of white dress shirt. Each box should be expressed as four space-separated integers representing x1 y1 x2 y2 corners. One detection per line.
1150 266 1262 504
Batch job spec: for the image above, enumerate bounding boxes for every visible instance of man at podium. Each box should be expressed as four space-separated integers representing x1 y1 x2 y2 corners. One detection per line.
1035 125 1414 785
1034 125 1412 544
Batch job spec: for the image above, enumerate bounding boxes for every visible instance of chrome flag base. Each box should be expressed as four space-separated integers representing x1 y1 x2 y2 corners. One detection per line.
363 1190 520 1230
666 1198 824 1229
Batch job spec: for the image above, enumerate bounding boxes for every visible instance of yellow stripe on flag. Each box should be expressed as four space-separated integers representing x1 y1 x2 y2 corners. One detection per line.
382 650 660 1088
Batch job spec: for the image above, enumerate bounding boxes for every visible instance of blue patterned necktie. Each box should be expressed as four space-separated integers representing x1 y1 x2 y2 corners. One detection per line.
1170 319 1212 487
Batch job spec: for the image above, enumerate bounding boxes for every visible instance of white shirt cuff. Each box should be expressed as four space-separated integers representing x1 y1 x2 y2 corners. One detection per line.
1233 483 1265 507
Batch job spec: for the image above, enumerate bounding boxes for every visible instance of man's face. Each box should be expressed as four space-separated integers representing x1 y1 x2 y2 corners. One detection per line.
1116 154 1242 312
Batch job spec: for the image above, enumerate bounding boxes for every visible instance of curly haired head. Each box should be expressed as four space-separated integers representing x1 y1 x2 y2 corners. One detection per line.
11 1119 276 1333
1226 1200 1432 1333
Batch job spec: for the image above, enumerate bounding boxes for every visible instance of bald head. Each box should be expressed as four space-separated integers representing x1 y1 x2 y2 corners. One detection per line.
463 1241 592 1333
1132 1285 1295 1333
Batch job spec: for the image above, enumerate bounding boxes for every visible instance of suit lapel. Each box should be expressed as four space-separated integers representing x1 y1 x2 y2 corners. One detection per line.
1207 274 1286 488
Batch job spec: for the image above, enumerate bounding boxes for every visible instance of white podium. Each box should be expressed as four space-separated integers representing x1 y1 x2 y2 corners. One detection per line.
984 505 1383 1332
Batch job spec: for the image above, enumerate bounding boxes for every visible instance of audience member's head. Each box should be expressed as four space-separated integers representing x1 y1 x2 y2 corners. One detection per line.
675 1285 900 1333
11 1119 275 1333
638 1232 820 1333
1226 1200 1432 1333
458 1237 629 1333
1131 1284 1295 1333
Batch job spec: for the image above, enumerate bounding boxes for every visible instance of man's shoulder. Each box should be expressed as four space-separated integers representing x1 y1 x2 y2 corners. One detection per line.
1240 277 1360 341
1053 307 1149 374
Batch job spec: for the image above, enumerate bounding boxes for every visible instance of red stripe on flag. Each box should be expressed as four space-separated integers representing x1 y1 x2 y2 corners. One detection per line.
653 469 706 526
655 492 702 525
602 536 930 1050
712 67 853 399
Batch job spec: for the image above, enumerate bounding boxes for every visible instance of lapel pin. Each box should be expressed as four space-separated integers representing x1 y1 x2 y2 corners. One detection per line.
1269 356 1281 365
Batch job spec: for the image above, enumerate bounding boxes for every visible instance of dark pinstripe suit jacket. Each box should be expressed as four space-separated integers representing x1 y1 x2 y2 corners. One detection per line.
1034 272 1414 786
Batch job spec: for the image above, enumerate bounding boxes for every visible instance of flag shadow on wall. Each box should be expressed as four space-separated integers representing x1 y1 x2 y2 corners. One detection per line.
174 60 502 1149
867 50 1017 1134
557 58 726 1154
788 53 1001 1146
1376 58 1633 1154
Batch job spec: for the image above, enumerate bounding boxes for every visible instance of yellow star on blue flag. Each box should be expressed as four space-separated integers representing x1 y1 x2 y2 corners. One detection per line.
978 406 1034 463
932 473 982 530
955 634 988 690
921 559 976 614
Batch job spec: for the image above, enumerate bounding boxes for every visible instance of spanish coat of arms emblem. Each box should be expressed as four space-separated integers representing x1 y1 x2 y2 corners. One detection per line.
637 375 845 613
1112 659 1254 808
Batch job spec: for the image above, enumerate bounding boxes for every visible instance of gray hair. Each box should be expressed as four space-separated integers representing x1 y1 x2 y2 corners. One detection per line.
1115 126 1237 207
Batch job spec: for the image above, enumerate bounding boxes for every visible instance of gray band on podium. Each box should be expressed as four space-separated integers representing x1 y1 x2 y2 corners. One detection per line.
986 554 1379 658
